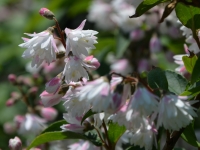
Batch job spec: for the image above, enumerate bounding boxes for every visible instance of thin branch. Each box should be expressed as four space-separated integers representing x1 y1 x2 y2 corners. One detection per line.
17 86 35 113
162 128 185 150
94 126 109 150
102 120 112 149
53 17 66 48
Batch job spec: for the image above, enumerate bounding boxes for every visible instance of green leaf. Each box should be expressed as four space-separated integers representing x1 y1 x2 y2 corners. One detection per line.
130 0 170 18
191 56 200 84
147 67 168 91
41 120 67 134
107 122 126 146
175 3 200 31
81 109 97 125
116 32 130 58
27 131 86 150
165 70 188 95
182 55 198 73
181 122 200 148
180 85 200 97
84 130 102 146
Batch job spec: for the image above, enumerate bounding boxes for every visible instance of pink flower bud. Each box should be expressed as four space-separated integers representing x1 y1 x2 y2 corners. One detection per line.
39 8 55 20
40 90 63 107
6 98 15 107
9 136 22 150
45 77 61 93
40 107 58 121
28 87 38 95
11 92 21 100
3 122 17 134
8 74 17 84
14 115 25 128
84 55 100 70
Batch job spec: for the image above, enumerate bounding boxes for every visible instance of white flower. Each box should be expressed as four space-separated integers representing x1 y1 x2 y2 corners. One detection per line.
19 28 58 67
180 25 192 38
18 114 46 136
68 140 100 150
128 87 159 116
157 94 197 131
111 1 144 32
77 76 111 112
63 55 89 83
65 20 98 57
61 113 89 133
129 118 157 150
88 0 115 30
186 35 200 54
62 86 91 117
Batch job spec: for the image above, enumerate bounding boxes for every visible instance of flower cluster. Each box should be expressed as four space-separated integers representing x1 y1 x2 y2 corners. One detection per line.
6 2 199 150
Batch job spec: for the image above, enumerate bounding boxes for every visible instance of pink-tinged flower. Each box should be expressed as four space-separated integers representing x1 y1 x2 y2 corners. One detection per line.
63 56 89 83
157 95 197 131
19 28 59 67
40 107 58 121
68 140 100 150
173 44 189 74
65 19 98 57
45 76 62 93
63 86 91 117
129 118 157 150
109 102 129 127
110 59 132 75
17 114 46 136
93 112 110 127
9 136 22 150
83 55 100 70
130 29 144 41
40 90 63 107
61 113 89 133
149 34 161 53
87 0 115 30
110 82 131 113
128 87 159 116
77 76 112 112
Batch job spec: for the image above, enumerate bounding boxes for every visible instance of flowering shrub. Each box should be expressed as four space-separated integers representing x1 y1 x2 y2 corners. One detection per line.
4 0 200 150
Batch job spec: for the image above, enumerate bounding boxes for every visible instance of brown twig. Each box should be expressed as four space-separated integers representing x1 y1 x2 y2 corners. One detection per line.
17 86 36 113
94 126 109 150
53 17 66 48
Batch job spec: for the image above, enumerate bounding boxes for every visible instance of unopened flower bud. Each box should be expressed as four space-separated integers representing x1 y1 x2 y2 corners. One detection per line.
3 122 17 134
28 87 38 95
9 136 22 150
8 74 17 84
11 92 21 100
84 55 100 70
45 77 61 93
6 98 15 107
39 8 55 20
40 107 58 121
